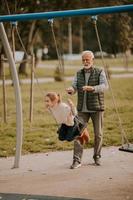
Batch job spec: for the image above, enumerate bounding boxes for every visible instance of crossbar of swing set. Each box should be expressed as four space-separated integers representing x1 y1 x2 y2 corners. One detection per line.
0 4 133 22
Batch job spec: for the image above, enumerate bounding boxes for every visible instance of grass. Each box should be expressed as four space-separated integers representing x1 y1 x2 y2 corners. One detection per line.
0 58 133 157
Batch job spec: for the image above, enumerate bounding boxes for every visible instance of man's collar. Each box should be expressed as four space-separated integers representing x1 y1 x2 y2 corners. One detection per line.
84 67 93 73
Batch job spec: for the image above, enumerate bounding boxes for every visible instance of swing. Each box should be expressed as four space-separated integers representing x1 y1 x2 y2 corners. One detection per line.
48 102 88 142
56 115 87 142
92 16 133 153
119 144 133 153
48 19 88 142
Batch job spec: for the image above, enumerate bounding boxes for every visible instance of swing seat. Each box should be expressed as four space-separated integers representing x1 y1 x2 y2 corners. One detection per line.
119 143 133 153
57 119 87 142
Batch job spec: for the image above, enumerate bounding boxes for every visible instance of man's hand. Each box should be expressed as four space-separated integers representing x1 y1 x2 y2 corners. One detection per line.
66 87 75 95
82 86 95 92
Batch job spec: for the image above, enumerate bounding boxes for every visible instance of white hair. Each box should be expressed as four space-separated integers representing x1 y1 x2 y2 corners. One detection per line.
81 50 94 59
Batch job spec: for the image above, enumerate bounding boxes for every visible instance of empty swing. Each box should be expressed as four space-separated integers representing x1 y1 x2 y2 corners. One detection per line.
91 15 133 153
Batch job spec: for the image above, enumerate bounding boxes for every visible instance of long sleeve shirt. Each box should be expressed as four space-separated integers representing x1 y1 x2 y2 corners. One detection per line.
49 102 77 126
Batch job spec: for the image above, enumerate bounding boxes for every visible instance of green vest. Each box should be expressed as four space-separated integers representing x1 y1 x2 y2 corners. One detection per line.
77 67 104 111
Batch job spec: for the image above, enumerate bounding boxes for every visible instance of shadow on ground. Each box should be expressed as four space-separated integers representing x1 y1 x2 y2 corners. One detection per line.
0 193 91 200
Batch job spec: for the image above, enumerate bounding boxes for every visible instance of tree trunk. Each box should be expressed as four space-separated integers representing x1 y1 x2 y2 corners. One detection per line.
68 18 72 55
0 47 4 78
18 20 37 75
18 53 28 75
79 20 83 53
124 52 129 71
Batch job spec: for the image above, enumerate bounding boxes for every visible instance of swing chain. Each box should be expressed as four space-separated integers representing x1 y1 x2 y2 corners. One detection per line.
48 19 64 73
91 16 129 146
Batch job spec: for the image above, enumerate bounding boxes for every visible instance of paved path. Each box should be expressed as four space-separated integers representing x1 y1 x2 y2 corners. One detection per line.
0 146 133 200
0 73 133 86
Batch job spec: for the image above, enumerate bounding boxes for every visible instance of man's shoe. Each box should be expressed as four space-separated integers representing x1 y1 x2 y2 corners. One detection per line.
94 158 101 166
70 161 81 169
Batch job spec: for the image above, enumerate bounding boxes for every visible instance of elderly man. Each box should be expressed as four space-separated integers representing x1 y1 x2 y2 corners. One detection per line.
67 50 108 169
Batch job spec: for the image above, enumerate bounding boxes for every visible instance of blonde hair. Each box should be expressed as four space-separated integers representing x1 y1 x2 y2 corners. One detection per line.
82 50 94 59
45 92 61 103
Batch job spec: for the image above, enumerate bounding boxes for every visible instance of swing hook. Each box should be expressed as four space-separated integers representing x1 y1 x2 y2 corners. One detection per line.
48 18 54 27
10 21 18 27
91 15 98 25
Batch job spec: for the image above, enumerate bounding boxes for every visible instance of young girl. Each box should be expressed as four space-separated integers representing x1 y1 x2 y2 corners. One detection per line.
45 92 90 144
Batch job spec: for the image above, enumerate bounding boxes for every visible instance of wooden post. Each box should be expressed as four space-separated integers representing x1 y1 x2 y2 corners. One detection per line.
29 54 35 123
1 55 7 123
68 17 72 55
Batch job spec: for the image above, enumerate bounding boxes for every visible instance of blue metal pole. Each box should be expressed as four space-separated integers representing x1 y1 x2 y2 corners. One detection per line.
0 4 133 22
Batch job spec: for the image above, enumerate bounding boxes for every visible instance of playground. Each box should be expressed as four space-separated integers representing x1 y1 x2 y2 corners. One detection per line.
0 2 133 200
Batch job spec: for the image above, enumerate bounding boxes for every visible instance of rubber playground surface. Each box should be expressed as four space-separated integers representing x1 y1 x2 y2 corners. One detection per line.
0 146 133 200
